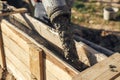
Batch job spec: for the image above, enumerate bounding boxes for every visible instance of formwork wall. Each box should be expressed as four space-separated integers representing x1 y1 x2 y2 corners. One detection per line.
0 20 78 80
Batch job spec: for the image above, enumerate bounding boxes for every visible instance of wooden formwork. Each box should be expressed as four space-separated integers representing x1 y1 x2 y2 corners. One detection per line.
0 20 79 80
0 13 118 80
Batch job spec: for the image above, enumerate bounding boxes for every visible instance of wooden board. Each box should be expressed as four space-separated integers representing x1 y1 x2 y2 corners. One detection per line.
29 44 44 80
45 59 72 80
1 21 31 53
73 53 120 80
10 13 62 48
74 35 114 56
46 70 59 80
6 58 27 80
0 8 27 17
4 47 31 80
0 24 6 68
2 33 30 68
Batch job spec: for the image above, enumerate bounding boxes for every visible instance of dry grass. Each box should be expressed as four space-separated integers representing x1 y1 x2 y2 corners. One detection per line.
72 0 120 31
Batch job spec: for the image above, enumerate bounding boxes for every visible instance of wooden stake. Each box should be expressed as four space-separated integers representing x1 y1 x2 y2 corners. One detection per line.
0 8 27 17
0 18 6 68
29 44 44 80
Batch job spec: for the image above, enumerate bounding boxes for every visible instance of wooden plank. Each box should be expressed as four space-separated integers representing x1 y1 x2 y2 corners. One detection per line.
0 24 6 68
73 53 120 80
1 22 31 53
46 70 59 80
25 0 34 16
96 59 120 80
2 33 30 68
45 50 79 77
0 8 27 17
74 35 114 56
29 44 44 80
6 58 26 80
4 47 31 80
10 13 63 48
45 59 72 80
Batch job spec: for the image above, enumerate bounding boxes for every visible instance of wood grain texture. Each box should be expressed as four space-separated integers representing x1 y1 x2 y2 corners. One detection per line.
10 13 62 48
5 47 31 80
6 58 26 80
2 33 30 68
29 44 44 80
45 59 73 80
0 25 6 68
1 21 31 53
73 53 120 80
